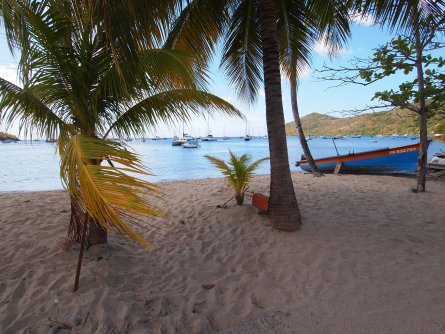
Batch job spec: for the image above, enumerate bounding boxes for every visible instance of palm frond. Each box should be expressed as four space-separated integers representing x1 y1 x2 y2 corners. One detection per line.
203 155 232 175
164 0 230 65
104 89 243 139
92 49 208 104
60 134 164 247
277 0 314 80
220 0 263 102
245 157 269 174
0 76 68 139
353 0 444 33
205 150 268 203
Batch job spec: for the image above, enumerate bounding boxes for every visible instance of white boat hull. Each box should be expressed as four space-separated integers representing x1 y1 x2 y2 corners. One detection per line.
429 155 445 170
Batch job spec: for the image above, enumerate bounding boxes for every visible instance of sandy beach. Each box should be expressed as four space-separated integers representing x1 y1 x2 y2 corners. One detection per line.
1 173 445 333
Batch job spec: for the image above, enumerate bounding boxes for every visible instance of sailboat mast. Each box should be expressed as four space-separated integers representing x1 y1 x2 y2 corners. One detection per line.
206 113 210 135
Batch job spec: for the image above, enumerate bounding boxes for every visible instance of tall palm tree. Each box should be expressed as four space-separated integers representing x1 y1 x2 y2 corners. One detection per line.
166 0 356 230
278 1 351 176
166 1 442 203
0 0 241 247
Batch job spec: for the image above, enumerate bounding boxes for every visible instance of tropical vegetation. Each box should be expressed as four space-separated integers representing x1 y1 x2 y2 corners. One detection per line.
0 0 242 289
285 108 445 136
161 0 445 230
278 1 352 177
317 10 445 191
1 0 443 240
205 151 268 205
0 131 19 141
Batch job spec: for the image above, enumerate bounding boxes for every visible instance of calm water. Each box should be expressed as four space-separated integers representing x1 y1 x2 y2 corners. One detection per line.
1 136 444 192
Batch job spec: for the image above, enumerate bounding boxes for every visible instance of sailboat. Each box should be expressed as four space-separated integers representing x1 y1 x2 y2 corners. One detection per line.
223 124 229 140
172 123 192 146
243 121 252 141
182 139 200 148
201 114 217 141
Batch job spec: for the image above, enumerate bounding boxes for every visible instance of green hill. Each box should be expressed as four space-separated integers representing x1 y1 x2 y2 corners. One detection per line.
285 108 444 136
0 132 19 142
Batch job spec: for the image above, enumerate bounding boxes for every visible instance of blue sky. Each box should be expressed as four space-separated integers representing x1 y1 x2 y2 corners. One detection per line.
0 20 419 138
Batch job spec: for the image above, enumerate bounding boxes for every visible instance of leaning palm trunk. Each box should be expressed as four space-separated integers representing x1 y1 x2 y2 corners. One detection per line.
290 76 322 177
414 30 428 192
259 0 300 231
67 158 108 246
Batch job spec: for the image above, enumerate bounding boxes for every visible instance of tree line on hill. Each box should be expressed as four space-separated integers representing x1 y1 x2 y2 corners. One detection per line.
285 108 445 137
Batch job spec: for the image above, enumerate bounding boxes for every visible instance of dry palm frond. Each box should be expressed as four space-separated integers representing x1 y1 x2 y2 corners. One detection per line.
60 134 164 247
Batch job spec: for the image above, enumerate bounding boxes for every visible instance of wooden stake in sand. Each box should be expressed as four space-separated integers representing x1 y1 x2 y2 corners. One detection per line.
74 212 89 292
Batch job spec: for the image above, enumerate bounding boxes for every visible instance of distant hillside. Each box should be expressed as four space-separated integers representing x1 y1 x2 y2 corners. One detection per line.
285 107 444 136
0 132 19 142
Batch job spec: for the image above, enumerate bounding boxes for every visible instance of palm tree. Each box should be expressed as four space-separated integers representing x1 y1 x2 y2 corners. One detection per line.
278 1 351 177
167 0 442 201
166 0 357 230
205 151 269 205
0 1 241 248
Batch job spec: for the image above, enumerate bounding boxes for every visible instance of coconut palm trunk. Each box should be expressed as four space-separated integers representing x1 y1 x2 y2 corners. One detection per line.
259 0 300 231
414 30 428 192
290 75 322 177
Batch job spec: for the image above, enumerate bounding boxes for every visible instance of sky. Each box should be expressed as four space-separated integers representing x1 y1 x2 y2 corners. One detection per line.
0 18 423 138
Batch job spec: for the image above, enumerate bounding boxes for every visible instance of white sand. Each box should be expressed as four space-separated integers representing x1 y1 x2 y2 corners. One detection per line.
1 173 445 333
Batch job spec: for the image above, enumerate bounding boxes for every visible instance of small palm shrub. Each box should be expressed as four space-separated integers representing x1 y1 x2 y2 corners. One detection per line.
205 150 269 205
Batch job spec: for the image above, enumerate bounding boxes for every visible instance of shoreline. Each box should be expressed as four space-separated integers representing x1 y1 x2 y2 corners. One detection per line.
1 173 445 333
2 169 444 194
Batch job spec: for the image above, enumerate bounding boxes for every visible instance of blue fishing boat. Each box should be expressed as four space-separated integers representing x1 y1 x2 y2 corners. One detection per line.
296 142 428 174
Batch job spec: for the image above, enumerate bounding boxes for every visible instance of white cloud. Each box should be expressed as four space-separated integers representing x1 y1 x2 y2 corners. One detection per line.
314 37 347 56
349 11 375 27
0 64 19 85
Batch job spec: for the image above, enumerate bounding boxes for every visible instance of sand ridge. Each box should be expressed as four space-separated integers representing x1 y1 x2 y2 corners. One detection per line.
0 173 444 333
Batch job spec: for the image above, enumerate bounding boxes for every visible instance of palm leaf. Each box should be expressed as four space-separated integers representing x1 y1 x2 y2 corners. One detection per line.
354 0 444 33
105 89 243 139
60 134 164 247
92 49 207 104
164 0 230 65
205 150 268 202
220 0 263 102
0 76 68 139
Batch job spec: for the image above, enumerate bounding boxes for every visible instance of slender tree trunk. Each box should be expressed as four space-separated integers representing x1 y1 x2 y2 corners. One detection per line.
290 76 323 177
414 31 428 192
73 212 89 292
259 0 301 231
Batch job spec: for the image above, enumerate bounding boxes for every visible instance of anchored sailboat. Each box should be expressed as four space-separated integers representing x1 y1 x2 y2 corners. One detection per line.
244 121 252 141
172 123 192 146
202 114 217 141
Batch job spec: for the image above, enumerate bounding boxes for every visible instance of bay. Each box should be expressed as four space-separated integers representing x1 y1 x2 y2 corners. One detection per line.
1 136 444 192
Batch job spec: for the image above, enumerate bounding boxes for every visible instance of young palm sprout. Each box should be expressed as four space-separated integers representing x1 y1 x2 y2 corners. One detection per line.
205 151 268 205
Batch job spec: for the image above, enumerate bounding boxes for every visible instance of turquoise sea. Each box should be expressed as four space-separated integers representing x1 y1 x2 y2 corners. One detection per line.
1 136 444 192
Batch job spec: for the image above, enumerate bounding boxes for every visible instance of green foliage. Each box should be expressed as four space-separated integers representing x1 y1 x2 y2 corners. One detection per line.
361 33 445 113
0 131 19 141
204 151 268 205
285 108 444 136
432 120 445 141
0 1 241 245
